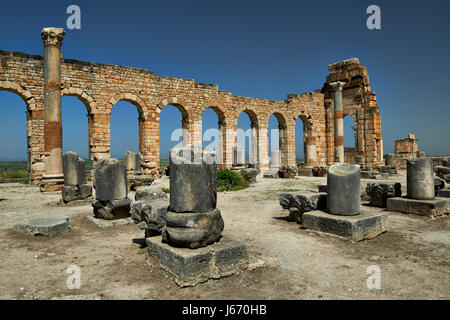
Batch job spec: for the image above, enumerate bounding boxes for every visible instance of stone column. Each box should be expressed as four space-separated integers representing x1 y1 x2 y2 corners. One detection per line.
40 28 66 191
327 163 360 216
250 124 258 167
407 158 435 200
330 81 345 163
305 136 317 167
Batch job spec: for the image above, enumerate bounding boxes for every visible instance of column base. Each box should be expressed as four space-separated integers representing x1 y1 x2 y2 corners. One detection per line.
39 174 64 192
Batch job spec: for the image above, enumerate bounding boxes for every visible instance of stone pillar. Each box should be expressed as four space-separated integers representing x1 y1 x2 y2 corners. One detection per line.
92 158 131 220
327 163 360 216
250 124 258 167
233 145 245 166
61 152 92 203
163 144 224 248
385 153 395 166
330 81 345 163
305 136 317 167
40 27 66 191
407 158 435 200
270 150 281 168
124 151 141 174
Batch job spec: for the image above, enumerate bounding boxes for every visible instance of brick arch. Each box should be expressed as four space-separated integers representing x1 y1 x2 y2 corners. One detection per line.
156 97 189 120
61 87 97 114
234 107 259 128
105 92 149 118
0 80 37 111
198 104 227 124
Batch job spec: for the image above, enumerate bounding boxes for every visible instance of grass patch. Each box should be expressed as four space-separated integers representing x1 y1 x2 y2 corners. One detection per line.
161 187 170 194
217 169 249 192
0 161 28 182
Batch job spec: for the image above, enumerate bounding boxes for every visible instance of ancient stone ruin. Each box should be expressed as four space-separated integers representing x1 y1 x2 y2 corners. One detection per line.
61 151 92 203
144 144 248 287
92 157 131 220
387 158 449 217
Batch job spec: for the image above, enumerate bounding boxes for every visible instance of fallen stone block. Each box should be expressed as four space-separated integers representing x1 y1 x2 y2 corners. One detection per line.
360 171 379 179
240 168 259 183
131 199 169 237
437 188 450 198
87 216 133 228
128 175 154 191
147 237 248 287
435 177 445 196
312 166 327 177
443 174 450 184
302 210 388 242
79 184 92 199
14 216 69 236
387 197 449 217
297 168 313 177
366 182 402 208
134 186 168 202
61 185 79 203
278 192 327 224
278 166 297 179
435 166 450 178
92 198 131 220
263 168 279 178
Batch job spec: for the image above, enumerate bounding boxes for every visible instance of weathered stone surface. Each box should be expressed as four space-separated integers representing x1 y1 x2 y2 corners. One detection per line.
135 185 168 202
297 168 313 177
278 192 327 224
407 158 435 200
14 216 69 236
92 198 131 220
443 159 450 168
443 174 450 184
94 157 127 201
130 199 168 237
127 175 154 191
79 184 92 199
169 144 216 213
312 166 327 177
437 188 450 198
360 171 379 179
162 209 224 249
318 184 327 193
435 166 450 178
263 168 279 178
147 237 248 287
366 182 402 208
124 151 140 172
417 151 426 158
61 185 79 203
327 163 360 216
435 178 445 196
87 216 132 228
62 151 86 186
240 168 259 183
302 209 388 241
384 154 395 166
387 197 449 217
278 166 297 179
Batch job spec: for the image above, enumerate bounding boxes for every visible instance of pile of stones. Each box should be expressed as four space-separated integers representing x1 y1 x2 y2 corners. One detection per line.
124 151 155 190
366 182 402 207
278 165 297 179
92 157 131 220
61 152 92 203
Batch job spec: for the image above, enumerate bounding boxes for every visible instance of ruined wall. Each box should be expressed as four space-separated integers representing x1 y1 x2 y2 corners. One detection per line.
0 48 381 184
395 134 418 158
322 58 383 170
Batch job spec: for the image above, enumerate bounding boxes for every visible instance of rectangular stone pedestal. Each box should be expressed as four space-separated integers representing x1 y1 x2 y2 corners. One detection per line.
263 168 279 178
146 237 249 287
438 188 450 198
387 197 449 217
302 209 388 242
39 175 64 192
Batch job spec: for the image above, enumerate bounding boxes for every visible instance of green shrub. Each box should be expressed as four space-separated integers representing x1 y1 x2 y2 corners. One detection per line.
161 187 170 194
217 169 249 192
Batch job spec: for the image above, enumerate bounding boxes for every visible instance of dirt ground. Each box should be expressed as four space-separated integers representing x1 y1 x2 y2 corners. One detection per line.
0 172 448 300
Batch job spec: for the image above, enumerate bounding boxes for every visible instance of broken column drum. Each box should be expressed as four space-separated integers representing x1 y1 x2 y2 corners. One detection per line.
270 150 281 168
124 151 140 173
61 151 92 203
407 158 435 200
327 163 361 216
163 144 224 249
92 157 131 220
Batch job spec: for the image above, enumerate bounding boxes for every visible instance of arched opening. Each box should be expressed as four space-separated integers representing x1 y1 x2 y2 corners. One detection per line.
268 113 287 167
237 110 258 167
110 101 140 160
295 117 305 166
343 114 356 164
0 91 30 183
159 104 188 170
61 96 90 170
201 107 223 164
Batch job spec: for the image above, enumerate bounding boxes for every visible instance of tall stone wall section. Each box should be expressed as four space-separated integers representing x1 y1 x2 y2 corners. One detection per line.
0 49 381 185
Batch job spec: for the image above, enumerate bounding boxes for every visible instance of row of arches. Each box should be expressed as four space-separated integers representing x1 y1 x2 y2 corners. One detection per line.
0 89 358 175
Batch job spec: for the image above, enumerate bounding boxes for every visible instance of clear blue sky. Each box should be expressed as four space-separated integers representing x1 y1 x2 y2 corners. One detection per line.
0 0 449 161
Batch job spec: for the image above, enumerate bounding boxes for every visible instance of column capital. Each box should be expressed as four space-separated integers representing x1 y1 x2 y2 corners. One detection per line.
329 81 346 92
41 27 66 47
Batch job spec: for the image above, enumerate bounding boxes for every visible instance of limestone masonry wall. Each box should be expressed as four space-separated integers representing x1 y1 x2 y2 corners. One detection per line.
0 49 383 185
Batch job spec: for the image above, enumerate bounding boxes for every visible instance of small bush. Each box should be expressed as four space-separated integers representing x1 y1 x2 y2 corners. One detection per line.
161 187 170 194
217 169 249 192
